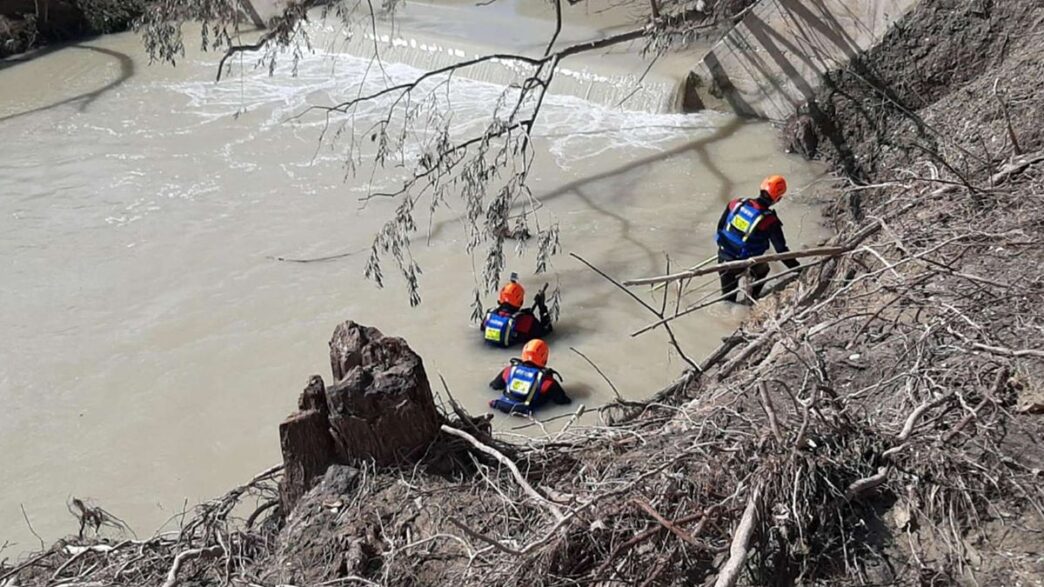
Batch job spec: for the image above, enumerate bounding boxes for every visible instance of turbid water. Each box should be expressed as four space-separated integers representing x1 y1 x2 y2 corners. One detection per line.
0 1 828 545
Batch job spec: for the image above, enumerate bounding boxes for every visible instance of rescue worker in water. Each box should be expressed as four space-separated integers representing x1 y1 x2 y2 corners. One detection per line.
716 175 801 303
480 274 553 347
489 339 571 415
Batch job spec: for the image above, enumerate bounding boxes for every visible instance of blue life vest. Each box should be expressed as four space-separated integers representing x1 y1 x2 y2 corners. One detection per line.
483 310 515 347
718 200 771 258
491 364 545 415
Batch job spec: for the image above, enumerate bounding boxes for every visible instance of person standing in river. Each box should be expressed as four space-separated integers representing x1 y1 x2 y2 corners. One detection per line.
715 175 801 303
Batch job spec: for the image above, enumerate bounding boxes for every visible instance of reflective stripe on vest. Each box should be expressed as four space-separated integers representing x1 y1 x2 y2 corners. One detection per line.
490 396 533 415
504 364 545 407
718 200 769 257
483 310 514 347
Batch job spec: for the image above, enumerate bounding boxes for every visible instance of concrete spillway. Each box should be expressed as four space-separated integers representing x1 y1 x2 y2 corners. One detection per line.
245 0 919 121
690 0 919 120
241 0 287 26
237 0 686 113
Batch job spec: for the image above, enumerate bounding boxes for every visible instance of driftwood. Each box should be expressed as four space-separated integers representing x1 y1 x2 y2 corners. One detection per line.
279 375 337 512
622 246 850 286
571 252 699 370
630 258 824 337
161 545 223 587
325 321 439 465
441 424 566 522
714 483 763 587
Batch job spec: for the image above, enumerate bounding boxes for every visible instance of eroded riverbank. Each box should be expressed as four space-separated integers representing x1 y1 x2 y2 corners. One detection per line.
0 1 827 544
4 0 1041 584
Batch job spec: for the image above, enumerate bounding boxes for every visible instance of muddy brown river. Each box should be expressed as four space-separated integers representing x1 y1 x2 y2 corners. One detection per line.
0 1 828 544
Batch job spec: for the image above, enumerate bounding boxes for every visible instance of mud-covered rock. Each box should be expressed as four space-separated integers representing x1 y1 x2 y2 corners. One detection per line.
783 113 819 160
682 71 707 112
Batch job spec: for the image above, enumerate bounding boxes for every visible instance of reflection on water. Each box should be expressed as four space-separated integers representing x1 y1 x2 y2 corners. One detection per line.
0 7 828 545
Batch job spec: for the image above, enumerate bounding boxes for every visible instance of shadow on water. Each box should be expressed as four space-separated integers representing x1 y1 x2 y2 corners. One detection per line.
426 115 745 250
690 120 741 205
0 44 135 124
537 116 745 271
537 116 745 205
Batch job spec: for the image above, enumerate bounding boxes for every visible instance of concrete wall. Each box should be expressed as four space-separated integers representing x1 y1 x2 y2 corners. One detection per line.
241 0 289 27
692 0 918 121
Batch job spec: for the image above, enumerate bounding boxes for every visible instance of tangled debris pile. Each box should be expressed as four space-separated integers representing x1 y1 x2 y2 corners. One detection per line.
3 1 1043 585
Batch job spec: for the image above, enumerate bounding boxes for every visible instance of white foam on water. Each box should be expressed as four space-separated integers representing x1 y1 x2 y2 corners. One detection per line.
163 34 725 180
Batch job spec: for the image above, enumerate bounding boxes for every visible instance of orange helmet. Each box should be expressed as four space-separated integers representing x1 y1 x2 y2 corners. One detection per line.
498 281 525 308
760 175 787 203
521 339 549 368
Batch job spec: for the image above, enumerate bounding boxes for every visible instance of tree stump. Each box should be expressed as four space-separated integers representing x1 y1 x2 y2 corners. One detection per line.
278 321 439 514
326 321 439 465
279 376 338 511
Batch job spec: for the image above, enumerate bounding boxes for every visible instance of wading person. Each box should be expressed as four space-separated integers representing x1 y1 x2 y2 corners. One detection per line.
716 175 801 303
488 339 570 415
480 273 553 347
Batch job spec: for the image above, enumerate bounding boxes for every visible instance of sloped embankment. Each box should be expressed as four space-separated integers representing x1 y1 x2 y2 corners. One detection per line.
0 0 143 58
3 1 1043 586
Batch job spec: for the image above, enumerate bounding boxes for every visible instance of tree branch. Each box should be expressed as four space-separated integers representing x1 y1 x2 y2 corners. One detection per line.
570 252 699 370
440 424 566 522
161 545 223 587
624 246 850 287
544 0 562 56
713 483 762 587
631 258 827 337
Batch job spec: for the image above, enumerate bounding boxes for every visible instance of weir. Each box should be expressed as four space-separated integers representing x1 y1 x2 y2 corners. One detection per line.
240 0 683 113
327 31 681 113
689 0 919 120
243 0 921 120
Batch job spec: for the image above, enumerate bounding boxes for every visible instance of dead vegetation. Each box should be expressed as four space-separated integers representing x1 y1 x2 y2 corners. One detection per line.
0 466 282 586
